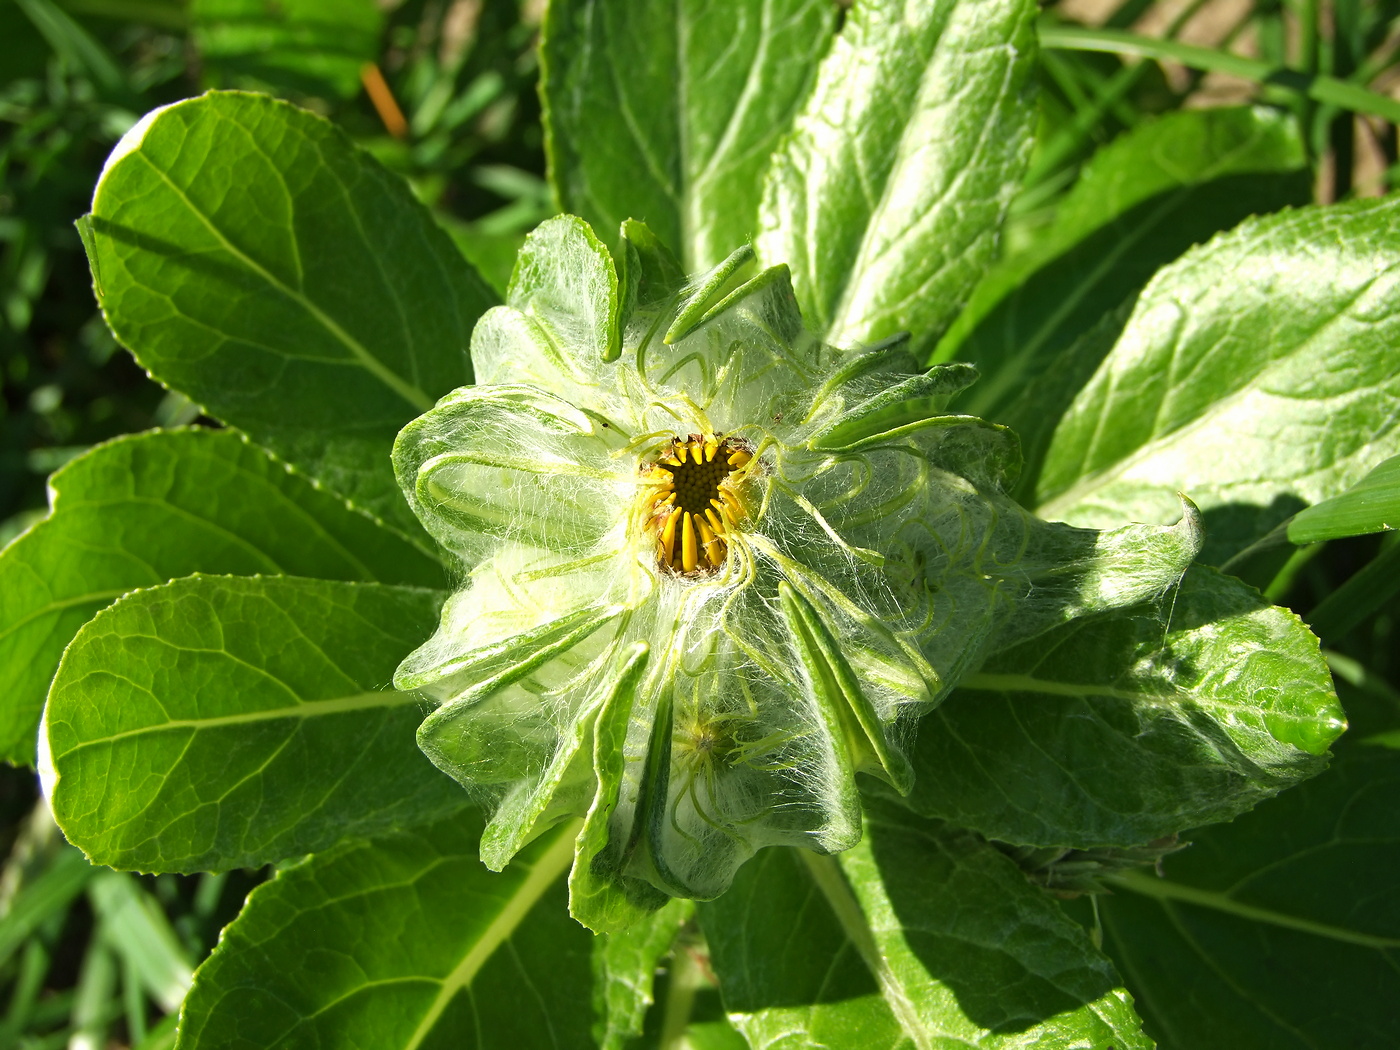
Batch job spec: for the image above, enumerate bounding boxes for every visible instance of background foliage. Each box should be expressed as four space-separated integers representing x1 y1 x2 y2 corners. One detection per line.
2 0 1399 1047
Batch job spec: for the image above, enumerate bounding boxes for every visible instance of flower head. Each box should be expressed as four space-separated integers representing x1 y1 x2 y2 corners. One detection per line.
394 216 1201 930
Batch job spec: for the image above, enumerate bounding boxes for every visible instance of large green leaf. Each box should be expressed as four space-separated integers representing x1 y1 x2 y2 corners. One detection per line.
41 575 465 873
192 0 383 100
176 814 595 1049
899 566 1344 848
81 91 495 527
0 428 442 766
941 106 1309 494
541 0 835 269
699 800 1150 1049
941 107 1307 410
1034 196 1400 564
756 0 1038 354
1097 745 1400 1050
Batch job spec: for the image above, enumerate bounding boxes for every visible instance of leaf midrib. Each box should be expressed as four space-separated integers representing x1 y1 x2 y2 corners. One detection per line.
825 16 945 343
1109 867 1400 949
401 820 579 1050
128 152 433 413
1035 266 1389 517
800 851 934 1050
59 688 423 753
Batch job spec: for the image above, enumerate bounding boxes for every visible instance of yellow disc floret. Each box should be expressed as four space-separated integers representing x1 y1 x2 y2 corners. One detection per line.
640 434 753 575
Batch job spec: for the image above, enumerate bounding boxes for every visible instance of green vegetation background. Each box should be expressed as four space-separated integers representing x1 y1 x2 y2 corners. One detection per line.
2 0 1398 1046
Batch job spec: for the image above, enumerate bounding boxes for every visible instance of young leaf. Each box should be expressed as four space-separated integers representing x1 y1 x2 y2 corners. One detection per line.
899 565 1345 848
757 0 1038 354
1034 196 1400 564
699 800 1151 1049
941 105 1310 424
508 214 622 365
1097 746 1400 1049
593 898 693 1050
0 428 443 766
176 814 594 1050
82 91 495 527
1288 452 1400 543
192 0 383 100
541 0 836 269
41 575 466 873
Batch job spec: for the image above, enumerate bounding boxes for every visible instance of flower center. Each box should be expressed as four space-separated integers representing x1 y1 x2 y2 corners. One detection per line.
641 434 753 574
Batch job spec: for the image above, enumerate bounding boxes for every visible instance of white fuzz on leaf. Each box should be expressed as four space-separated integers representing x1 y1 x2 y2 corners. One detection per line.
392 216 1202 932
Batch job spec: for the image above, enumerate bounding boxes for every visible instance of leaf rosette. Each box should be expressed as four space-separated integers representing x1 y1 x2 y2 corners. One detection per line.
394 215 1203 931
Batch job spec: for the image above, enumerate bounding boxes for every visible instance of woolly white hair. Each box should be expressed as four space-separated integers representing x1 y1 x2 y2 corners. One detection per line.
391 216 1202 928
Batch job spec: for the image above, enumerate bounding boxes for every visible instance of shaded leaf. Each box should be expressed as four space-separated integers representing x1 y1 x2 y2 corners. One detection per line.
1098 746 1400 1050
700 800 1150 1049
943 106 1309 425
0 428 442 765
757 0 1038 354
1304 535 1400 645
42 575 465 873
176 814 595 1049
899 565 1344 848
1034 196 1400 565
541 0 835 269
84 91 495 527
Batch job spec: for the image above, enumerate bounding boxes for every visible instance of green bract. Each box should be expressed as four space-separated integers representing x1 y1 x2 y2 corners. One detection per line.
394 214 1204 930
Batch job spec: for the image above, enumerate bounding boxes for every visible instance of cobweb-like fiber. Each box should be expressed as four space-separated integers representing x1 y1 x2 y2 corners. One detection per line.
391 216 1202 929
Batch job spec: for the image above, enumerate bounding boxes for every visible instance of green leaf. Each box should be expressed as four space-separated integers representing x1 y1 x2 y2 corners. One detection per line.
84 91 495 527
570 642 671 934
593 898 692 1050
899 565 1345 848
1097 746 1400 1050
699 800 1151 1049
757 0 1038 354
0 428 443 765
175 814 595 1050
941 106 1309 428
192 0 383 100
1289 452 1400 543
42 575 466 873
780 581 913 793
663 243 755 345
508 214 621 365
1034 196 1400 565
541 0 836 269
